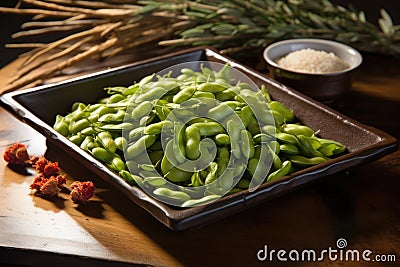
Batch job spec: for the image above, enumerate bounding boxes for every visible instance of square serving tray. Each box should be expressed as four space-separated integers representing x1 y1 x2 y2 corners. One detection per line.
1 47 398 231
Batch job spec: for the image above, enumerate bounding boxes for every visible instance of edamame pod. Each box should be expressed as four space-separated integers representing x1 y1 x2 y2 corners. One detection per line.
267 160 292 182
181 195 220 207
288 155 327 166
153 187 191 202
126 134 156 159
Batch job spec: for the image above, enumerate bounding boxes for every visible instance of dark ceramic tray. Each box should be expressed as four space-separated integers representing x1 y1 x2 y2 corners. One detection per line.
1 47 398 231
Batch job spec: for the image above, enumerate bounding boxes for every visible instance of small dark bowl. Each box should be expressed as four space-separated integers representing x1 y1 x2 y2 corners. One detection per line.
263 39 362 103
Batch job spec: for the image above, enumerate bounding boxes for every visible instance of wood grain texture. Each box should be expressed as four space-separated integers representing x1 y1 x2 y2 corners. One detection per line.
0 52 399 267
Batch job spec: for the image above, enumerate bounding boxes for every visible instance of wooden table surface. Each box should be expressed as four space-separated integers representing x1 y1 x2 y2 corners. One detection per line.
0 51 399 267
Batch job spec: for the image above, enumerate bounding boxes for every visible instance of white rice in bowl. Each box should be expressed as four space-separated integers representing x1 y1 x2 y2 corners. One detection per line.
277 48 350 74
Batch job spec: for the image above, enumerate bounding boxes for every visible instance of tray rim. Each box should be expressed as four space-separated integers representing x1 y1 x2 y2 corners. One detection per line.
1 46 398 231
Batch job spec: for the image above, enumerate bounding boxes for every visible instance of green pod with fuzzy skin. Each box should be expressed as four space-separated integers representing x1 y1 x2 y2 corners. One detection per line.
108 157 126 172
131 101 153 120
181 194 220 208
97 131 116 153
227 119 241 159
288 155 328 166
119 170 142 186
269 101 294 122
126 134 156 159
153 187 191 203
91 147 115 163
267 160 292 182
207 102 235 121
197 82 226 93
69 118 91 134
53 115 69 134
185 124 201 160
164 167 192 183
214 133 230 146
283 124 315 137
173 86 196 104
191 122 225 136
280 143 300 155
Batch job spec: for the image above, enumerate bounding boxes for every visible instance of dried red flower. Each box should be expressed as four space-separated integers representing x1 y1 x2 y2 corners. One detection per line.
33 157 48 173
70 181 95 204
3 143 30 166
40 177 60 197
30 175 47 191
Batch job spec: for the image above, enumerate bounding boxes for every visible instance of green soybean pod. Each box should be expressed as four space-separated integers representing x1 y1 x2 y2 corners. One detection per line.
131 100 153 120
100 122 134 132
96 106 117 117
269 101 294 122
53 115 69 136
153 187 191 202
267 160 292 182
239 105 253 127
81 126 96 136
283 124 315 137
119 170 142 185
126 134 156 159
268 145 282 170
107 93 126 104
164 168 192 183
161 155 174 175
173 86 196 104
128 126 144 141
215 133 230 146
240 130 255 159
91 147 115 163
80 136 94 151
192 122 225 136
275 132 298 145
98 109 125 123
192 91 215 99
176 123 187 163
271 110 285 127
215 88 237 101
144 120 174 135
204 162 218 185
185 124 201 160
288 155 328 166
207 102 235 121
296 135 323 157
280 143 300 155
189 171 204 187
227 120 241 159
69 118 91 134
69 134 85 146
197 82 226 93
246 114 260 136
114 136 127 151
109 156 126 172
181 195 220 208
216 146 229 177
143 176 167 187
97 131 116 153
134 87 167 103
253 133 273 144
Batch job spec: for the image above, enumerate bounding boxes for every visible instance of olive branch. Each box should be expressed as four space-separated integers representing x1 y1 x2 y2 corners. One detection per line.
0 0 399 92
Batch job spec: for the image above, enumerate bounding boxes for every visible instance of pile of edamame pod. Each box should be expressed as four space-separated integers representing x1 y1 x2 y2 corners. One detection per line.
53 63 346 207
